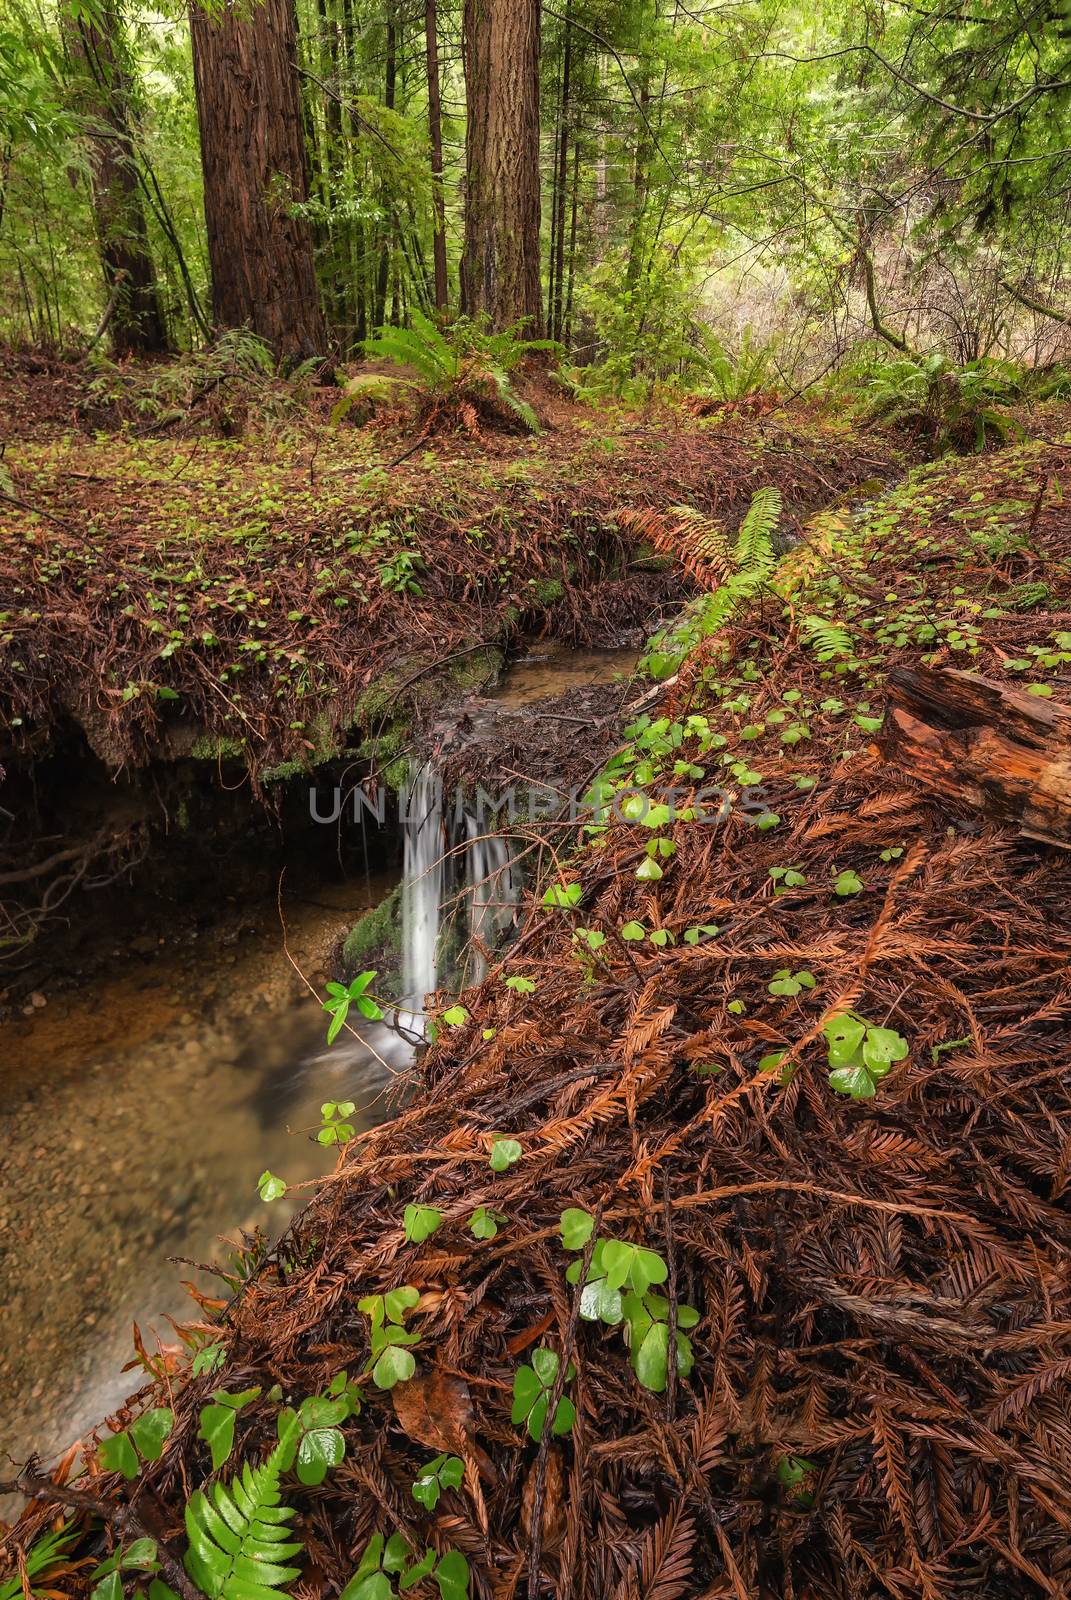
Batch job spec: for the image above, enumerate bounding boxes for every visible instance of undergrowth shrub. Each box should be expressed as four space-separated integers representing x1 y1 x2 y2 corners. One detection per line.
83 330 322 436
339 313 557 435
857 353 1025 450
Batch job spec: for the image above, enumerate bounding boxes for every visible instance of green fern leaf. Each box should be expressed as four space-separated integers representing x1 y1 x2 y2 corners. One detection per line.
800 614 854 660
733 487 780 579
184 1418 303 1600
490 365 540 432
360 323 455 385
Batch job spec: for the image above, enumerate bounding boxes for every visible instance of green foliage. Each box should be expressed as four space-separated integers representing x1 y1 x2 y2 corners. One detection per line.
489 1136 522 1172
403 1203 443 1243
290 1378 361 1486
511 1347 576 1442
698 327 779 401
192 1341 228 1378
198 1388 261 1473
348 312 554 433
323 972 383 1045
799 616 854 663
861 356 1025 451
184 1410 303 1600
318 1101 356 1146
542 881 582 909
358 1287 421 1389
640 488 781 681
341 1536 470 1600
824 1012 909 1099
100 1407 175 1480
411 1453 464 1510
469 1205 505 1239
768 968 816 998
90 1538 164 1600
564 1234 701 1393
0 1525 79 1600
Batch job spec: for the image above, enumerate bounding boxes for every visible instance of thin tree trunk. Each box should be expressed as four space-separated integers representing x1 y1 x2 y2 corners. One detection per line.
563 133 580 349
625 75 651 293
547 48 563 329
65 0 168 356
189 0 326 359
424 0 448 311
460 0 542 332
550 6 572 341
374 1 397 327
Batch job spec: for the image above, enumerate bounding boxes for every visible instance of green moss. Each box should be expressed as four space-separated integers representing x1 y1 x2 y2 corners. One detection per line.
530 578 565 606
382 754 411 791
342 882 403 976
190 734 247 761
261 759 306 784
448 645 504 690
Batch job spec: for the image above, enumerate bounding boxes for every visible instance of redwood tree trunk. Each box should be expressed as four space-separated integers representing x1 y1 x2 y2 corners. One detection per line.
66 0 168 357
189 0 326 359
460 0 542 332
425 0 448 311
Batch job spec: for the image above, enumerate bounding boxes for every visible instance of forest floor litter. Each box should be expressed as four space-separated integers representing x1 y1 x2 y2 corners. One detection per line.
3 413 1071 1598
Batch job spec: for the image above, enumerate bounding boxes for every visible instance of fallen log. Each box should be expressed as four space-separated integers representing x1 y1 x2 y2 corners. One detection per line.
881 664 1071 849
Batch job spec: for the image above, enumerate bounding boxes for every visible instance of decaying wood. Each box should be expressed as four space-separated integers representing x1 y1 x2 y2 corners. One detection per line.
881 664 1071 847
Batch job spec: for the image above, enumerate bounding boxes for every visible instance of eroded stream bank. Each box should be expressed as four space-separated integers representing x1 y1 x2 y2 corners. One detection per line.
0 641 639 1500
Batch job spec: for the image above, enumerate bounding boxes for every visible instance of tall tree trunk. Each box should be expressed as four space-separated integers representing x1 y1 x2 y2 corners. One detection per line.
65 0 168 357
424 0 448 311
563 134 580 348
374 1 397 327
625 75 652 294
549 6 572 341
460 0 542 332
189 0 326 359
340 0 367 342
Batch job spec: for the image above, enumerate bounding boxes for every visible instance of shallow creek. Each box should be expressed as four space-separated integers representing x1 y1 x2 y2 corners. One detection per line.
0 870 408 1494
0 641 639 1499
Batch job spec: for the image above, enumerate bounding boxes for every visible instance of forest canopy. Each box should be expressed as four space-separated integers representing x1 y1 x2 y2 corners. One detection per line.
1 0 1070 387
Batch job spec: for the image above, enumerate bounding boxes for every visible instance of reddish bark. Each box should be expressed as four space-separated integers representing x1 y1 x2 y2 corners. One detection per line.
66 0 168 357
460 0 542 333
189 0 326 360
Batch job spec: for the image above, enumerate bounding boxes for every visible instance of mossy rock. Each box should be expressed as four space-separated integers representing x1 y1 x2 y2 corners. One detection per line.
448 645 504 691
343 882 403 980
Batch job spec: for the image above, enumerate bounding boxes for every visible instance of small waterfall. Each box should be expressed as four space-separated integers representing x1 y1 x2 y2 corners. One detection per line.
465 814 520 983
399 760 521 1007
401 762 446 1005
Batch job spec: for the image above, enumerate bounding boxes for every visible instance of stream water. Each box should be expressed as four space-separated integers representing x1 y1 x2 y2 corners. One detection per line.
0 641 639 1503
0 871 407 1501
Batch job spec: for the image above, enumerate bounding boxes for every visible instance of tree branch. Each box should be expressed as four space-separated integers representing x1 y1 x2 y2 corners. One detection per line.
0 1466 205 1600
1000 278 1071 326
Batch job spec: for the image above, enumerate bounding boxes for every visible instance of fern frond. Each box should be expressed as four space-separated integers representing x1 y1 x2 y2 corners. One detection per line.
361 324 455 384
800 614 854 661
646 505 734 592
331 374 409 426
733 486 780 579
185 1419 303 1600
489 365 540 432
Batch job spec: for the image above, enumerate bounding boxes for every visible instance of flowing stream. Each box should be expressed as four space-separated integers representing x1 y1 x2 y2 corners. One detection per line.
0 641 635 1502
0 872 406 1502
